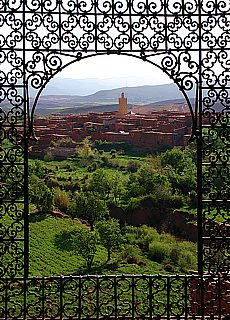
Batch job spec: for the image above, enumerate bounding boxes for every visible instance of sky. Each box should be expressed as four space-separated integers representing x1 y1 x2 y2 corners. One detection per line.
59 54 172 86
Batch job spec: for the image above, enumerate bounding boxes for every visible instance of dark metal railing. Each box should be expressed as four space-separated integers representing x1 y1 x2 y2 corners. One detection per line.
0 274 229 319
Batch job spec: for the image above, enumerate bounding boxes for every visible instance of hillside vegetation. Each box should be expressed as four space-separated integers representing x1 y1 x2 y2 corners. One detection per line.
29 214 197 276
27 141 201 276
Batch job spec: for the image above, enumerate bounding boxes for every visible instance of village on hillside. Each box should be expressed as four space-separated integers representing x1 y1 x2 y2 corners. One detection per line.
30 93 193 158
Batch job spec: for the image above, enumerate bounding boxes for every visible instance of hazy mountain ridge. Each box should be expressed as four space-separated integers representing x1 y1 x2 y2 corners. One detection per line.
37 76 172 96
36 83 195 114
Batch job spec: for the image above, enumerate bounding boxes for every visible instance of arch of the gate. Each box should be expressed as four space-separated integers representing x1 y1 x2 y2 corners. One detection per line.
0 0 229 282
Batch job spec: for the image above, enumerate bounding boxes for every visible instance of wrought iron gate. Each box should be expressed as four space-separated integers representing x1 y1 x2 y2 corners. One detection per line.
0 0 229 318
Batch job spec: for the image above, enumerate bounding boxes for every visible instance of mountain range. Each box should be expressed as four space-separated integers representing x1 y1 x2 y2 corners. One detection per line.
35 82 195 115
37 76 173 96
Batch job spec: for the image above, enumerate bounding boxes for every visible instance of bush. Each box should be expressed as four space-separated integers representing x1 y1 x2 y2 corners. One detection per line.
148 241 171 263
169 247 180 264
124 225 160 251
54 188 70 213
122 244 142 260
126 255 138 264
127 161 140 173
44 151 53 162
177 241 197 272
124 197 141 212
170 194 186 208
137 225 160 251
29 175 54 213
164 263 174 272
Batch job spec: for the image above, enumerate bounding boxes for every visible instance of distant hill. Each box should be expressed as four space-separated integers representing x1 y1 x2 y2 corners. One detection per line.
34 76 174 96
35 83 195 115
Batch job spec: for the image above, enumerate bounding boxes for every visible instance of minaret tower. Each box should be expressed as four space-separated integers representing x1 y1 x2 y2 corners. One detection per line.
118 92 128 115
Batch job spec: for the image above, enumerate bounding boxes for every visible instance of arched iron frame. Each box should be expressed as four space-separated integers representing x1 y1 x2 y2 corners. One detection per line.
0 0 229 318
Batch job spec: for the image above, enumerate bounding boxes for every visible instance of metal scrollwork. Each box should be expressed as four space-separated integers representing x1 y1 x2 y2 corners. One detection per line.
0 0 229 318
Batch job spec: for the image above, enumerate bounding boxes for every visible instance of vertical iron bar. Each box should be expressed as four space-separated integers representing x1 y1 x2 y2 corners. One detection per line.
79 277 82 319
114 276 117 319
24 137 29 279
58 0 62 53
163 0 168 52
184 276 188 320
197 5 204 320
96 277 99 319
23 0 29 316
4 279 7 320
23 0 29 280
181 0 185 16
94 0 97 53
128 0 132 52
42 277 45 320
218 274 221 320
167 277 170 320
149 276 152 319
60 276 63 320
197 0 204 277
132 276 135 319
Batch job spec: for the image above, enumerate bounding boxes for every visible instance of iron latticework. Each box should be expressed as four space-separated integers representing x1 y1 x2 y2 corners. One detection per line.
0 0 229 318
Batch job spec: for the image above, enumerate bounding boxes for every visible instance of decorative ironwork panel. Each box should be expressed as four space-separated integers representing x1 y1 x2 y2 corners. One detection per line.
0 0 27 278
200 0 230 273
0 274 229 319
0 0 229 318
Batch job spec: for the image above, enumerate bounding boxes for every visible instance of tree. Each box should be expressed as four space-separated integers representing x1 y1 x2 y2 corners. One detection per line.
73 227 98 270
109 175 125 204
29 174 54 212
161 147 196 195
133 164 171 196
84 169 112 200
161 147 185 172
74 191 109 230
29 159 46 178
77 137 95 165
96 219 124 261
161 146 195 174
124 174 145 199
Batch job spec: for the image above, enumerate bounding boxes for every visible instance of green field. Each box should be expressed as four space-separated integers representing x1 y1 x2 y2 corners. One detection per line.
28 213 198 277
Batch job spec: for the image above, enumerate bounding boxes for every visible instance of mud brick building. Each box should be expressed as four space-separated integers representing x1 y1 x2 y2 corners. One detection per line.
30 93 193 157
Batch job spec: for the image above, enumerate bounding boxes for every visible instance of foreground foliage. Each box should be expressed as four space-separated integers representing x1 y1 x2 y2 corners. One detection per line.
28 144 199 276
29 215 197 276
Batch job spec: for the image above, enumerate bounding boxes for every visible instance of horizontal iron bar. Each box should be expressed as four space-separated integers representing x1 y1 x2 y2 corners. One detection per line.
3 273 226 281
202 163 230 166
1 47 230 53
202 199 230 203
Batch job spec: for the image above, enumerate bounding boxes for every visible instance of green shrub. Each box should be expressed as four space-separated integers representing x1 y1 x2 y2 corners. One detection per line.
44 151 53 162
177 241 197 272
159 232 175 244
124 197 142 212
169 247 180 264
138 226 160 250
125 225 161 252
148 241 171 263
127 161 140 173
170 194 186 208
54 188 70 213
122 244 142 260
